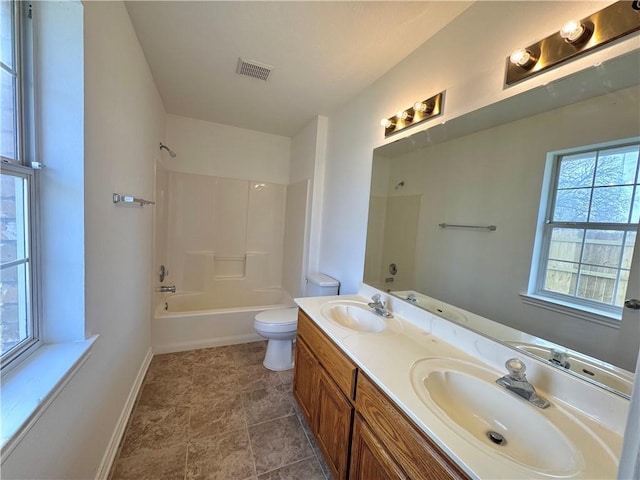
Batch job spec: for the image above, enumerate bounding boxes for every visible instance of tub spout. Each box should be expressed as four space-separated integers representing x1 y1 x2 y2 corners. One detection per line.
156 285 176 293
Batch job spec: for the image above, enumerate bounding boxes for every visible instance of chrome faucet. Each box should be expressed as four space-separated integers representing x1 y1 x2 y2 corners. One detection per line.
156 285 176 294
549 349 571 369
496 358 550 409
406 293 418 303
368 294 393 318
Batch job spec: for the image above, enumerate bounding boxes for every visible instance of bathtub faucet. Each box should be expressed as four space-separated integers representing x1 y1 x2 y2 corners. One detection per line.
156 285 176 294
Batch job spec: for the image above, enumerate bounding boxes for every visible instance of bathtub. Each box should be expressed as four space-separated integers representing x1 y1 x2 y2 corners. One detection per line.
152 288 295 354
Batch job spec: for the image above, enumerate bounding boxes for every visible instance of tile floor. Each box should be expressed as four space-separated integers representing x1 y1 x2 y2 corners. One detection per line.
109 341 333 480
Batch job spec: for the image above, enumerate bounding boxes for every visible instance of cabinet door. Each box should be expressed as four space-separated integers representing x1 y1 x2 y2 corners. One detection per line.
293 337 319 429
350 415 408 480
356 374 469 480
316 368 354 480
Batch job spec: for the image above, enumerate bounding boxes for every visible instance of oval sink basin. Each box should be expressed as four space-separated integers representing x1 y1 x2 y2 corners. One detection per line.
410 357 617 477
320 301 389 333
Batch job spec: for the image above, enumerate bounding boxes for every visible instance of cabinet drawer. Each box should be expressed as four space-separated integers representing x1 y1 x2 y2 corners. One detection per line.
356 374 470 480
297 309 357 400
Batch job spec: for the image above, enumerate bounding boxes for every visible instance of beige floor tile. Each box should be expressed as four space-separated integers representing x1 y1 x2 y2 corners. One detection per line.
242 386 295 426
119 405 189 458
111 344 331 480
236 364 283 393
186 428 256 480
277 369 294 384
137 376 192 408
257 456 326 480
110 444 186 480
189 392 246 440
248 414 314 475
190 347 236 371
191 370 240 404
145 352 194 382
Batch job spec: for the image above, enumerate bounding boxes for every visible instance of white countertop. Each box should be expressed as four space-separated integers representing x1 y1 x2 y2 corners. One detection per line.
295 286 628 480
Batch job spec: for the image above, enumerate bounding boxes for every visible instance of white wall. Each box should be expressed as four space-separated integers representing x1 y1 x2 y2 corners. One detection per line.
1 2 166 478
165 114 291 184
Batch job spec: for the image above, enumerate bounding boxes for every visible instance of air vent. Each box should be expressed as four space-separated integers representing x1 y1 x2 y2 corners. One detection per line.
236 58 273 81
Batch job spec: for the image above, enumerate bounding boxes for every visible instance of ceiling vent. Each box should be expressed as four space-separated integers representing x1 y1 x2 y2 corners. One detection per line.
236 58 273 81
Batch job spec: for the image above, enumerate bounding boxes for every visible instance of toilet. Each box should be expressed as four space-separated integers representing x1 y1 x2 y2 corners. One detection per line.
254 272 339 371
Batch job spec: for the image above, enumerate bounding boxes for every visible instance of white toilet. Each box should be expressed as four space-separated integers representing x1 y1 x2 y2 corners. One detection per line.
254 272 339 371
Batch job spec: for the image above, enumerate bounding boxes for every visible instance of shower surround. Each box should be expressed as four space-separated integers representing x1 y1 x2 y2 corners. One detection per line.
152 170 307 352
165 171 286 292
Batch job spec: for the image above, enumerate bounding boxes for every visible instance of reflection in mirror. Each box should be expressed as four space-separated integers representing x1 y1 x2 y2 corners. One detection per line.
365 50 640 397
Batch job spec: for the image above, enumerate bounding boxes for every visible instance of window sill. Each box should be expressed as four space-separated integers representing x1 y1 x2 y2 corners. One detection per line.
519 293 621 329
1 335 99 458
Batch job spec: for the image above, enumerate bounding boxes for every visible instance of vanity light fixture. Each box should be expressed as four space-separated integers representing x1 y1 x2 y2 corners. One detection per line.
381 92 444 138
505 2 640 85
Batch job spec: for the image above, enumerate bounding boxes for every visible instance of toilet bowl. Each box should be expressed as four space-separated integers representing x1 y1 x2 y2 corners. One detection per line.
254 307 298 371
254 272 340 371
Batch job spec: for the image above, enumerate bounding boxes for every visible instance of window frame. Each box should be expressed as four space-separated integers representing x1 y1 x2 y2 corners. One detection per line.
1 0 41 371
530 138 640 324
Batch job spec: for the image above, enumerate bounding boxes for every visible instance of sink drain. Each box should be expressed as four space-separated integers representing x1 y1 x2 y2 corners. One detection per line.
486 431 506 446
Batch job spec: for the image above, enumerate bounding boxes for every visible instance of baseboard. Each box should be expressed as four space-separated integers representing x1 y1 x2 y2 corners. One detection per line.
95 347 153 480
153 332 263 354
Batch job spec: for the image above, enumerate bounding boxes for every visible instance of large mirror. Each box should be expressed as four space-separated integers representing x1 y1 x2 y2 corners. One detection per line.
365 50 640 398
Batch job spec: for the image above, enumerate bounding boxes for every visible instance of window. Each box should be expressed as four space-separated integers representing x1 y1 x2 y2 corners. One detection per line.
1 0 39 369
531 140 640 321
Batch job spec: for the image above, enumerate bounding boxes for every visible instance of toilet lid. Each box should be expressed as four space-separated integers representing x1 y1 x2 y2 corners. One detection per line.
255 307 298 326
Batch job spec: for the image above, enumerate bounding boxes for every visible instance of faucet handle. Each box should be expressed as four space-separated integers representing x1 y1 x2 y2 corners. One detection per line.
505 358 526 380
371 294 382 303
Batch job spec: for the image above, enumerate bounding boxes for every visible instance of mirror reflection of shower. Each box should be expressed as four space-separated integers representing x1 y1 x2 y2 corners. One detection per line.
159 142 177 158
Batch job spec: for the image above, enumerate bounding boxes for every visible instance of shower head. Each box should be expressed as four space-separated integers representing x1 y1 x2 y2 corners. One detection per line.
159 142 177 158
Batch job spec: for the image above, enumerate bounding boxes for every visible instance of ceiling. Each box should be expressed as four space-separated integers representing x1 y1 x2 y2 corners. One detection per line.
125 1 473 137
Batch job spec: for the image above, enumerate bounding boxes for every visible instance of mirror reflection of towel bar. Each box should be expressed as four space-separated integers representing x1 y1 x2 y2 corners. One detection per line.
439 223 497 231
113 193 155 206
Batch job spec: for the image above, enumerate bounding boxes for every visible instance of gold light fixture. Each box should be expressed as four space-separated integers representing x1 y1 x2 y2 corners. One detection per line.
505 2 640 85
381 92 444 138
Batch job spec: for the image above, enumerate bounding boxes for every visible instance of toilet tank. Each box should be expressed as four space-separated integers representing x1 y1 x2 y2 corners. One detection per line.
306 272 339 297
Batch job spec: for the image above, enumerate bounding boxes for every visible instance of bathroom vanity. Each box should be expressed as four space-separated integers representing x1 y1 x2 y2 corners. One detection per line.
294 286 628 480
294 308 467 480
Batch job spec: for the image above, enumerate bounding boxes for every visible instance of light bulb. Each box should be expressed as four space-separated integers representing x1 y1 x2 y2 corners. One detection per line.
414 101 427 113
380 118 395 129
560 20 589 44
397 111 408 120
509 48 537 69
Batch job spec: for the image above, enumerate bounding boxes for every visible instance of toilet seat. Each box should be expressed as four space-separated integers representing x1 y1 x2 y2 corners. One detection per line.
254 307 298 333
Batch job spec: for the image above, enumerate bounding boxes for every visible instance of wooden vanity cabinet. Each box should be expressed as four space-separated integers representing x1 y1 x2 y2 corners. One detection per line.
294 309 357 480
293 308 470 480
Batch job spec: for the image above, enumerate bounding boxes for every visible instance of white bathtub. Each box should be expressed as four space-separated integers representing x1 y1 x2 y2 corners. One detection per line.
152 288 295 354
